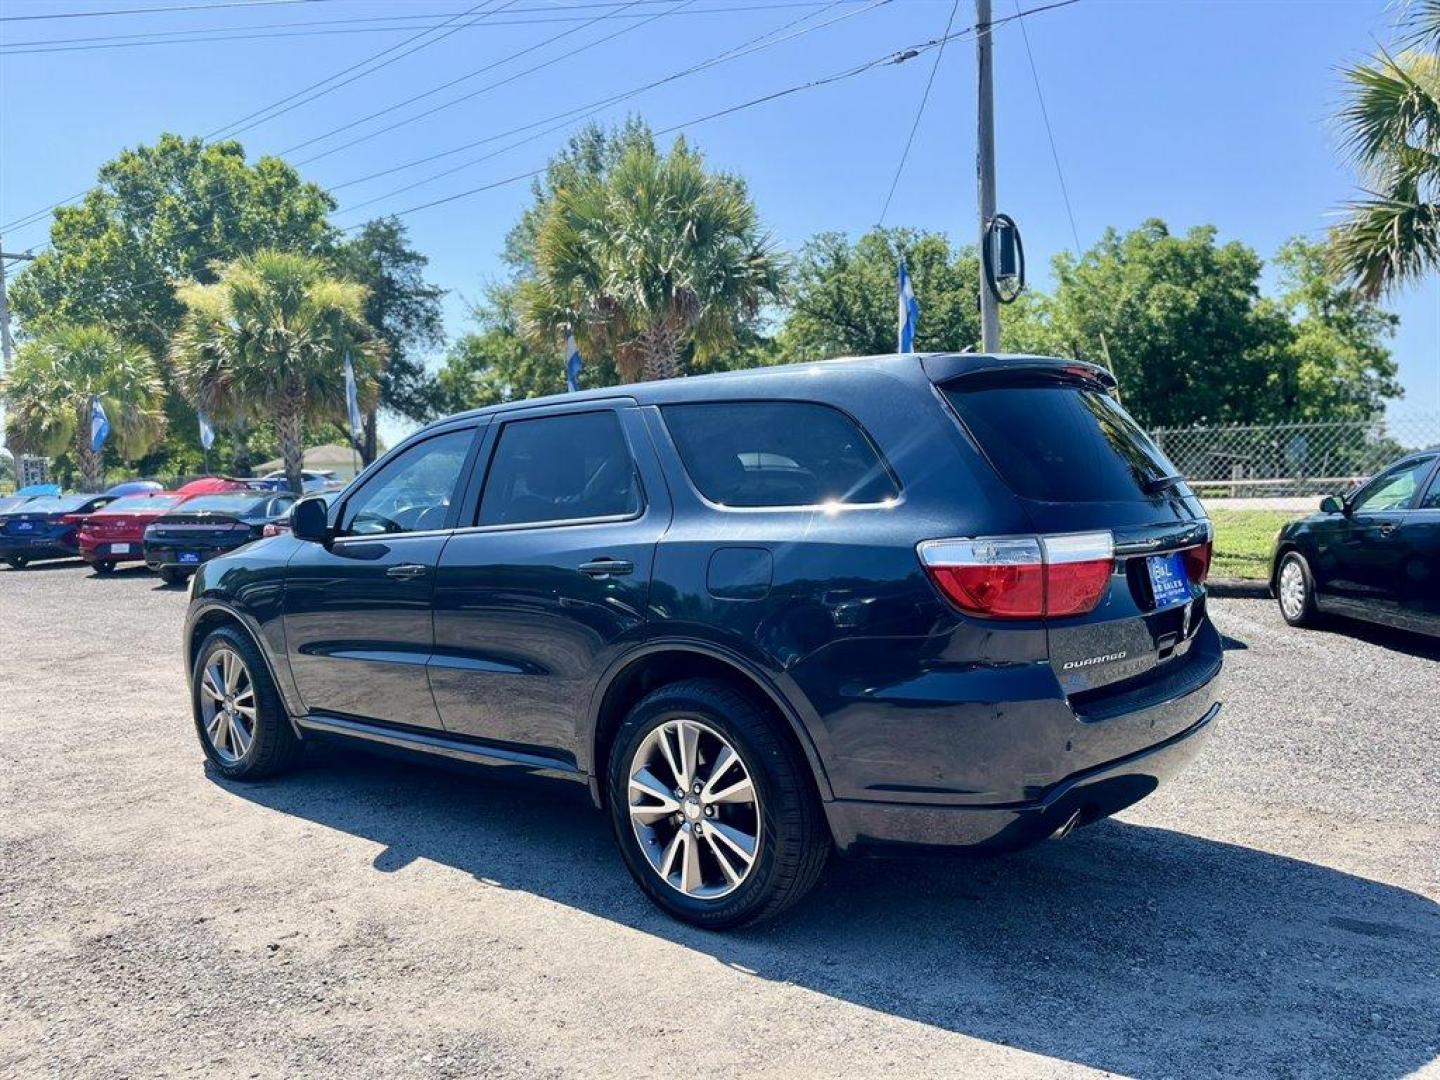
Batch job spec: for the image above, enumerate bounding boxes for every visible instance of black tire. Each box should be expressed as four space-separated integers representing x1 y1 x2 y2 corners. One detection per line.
159 567 188 586
190 626 301 780
94 560 117 575
606 678 829 930
6 556 28 570
1276 550 1320 627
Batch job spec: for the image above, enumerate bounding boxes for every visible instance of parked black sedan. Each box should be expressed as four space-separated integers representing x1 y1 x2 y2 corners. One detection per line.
0 493 117 568
144 491 297 585
1271 450 1440 637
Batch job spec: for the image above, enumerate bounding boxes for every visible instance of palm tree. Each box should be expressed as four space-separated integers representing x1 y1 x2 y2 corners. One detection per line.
2 324 166 490
171 250 383 493
518 137 785 382
1330 4 1440 297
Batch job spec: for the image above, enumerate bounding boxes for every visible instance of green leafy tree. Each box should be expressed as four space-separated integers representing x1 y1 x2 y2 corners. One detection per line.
517 130 784 382
334 217 447 464
780 228 981 359
1330 4 1440 296
171 250 383 493
1272 237 1401 420
2 325 166 490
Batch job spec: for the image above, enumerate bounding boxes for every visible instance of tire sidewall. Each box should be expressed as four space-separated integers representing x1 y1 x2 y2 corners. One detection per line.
607 688 792 928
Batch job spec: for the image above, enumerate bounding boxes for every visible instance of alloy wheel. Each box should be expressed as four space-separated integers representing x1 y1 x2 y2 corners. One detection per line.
199 647 258 764
1279 558 1306 620
627 718 761 900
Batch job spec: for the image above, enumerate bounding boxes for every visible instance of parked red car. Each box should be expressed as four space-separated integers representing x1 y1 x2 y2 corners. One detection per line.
173 477 250 497
78 493 191 573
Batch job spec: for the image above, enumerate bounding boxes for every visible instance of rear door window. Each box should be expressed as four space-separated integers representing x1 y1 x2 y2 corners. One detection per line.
662 401 898 507
942 380 1178 502
478 411 642 526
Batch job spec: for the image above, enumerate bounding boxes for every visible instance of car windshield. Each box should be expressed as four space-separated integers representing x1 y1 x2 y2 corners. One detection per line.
174 494 267 514
13 495 94 514
98 494 183 514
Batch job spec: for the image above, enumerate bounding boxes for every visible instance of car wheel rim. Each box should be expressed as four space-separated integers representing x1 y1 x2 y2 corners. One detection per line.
1279 559 1306 618
627 718 761 900
199 648 257 765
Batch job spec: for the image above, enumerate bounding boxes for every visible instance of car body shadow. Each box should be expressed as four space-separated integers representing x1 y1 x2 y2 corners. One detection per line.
1316 613 1440 661
219 746 1440 1080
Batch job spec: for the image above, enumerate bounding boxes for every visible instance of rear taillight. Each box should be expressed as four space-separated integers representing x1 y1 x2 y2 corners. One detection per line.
59 514 86 526
1182 540 1212 586
919 531 1114 619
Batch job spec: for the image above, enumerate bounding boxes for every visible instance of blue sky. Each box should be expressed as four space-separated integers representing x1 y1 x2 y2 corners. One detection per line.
2 0 1436 447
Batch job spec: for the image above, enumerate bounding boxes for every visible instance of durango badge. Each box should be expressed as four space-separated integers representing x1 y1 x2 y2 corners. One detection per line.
1062 651 1128 671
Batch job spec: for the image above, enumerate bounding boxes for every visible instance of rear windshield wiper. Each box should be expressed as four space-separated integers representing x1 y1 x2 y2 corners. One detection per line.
1144 473 1185 494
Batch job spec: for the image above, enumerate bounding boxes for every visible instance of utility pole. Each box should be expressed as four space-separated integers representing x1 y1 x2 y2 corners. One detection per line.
975 0 1000 353
0 239 38 472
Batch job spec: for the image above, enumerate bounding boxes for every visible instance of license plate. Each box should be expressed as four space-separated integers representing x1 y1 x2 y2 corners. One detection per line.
1147 552 1191 610
178 551 200 564
111 543 131 554
16 522 32 531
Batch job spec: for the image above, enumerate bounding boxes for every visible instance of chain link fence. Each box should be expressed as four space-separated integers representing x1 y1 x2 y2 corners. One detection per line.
1149 414 1440 499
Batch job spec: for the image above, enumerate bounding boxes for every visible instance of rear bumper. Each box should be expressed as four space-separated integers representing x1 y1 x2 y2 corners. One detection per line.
81 540 146 563
825 690 1220 854
143 540 243 570
0 537 74 560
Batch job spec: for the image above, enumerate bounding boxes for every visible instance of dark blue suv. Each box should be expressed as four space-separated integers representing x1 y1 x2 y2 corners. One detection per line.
184 354 1222 928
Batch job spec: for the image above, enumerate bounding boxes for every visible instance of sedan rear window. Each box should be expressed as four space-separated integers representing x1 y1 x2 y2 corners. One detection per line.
943 382 1179 502
662 402 898 508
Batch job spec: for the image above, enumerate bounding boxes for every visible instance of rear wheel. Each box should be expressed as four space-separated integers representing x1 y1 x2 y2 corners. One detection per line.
93 560 117 575
191 627 300 780
6 556 28 570
606 679 829 930
159 567 188 586
1277 551 1319 627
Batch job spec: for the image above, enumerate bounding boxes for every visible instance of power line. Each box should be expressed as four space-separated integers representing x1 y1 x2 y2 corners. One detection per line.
283 0 674 163
0 0 874 52
207 0 519 142
329 0 874 215
0 0 332 22
1012 0 1080 250
876 0 958 226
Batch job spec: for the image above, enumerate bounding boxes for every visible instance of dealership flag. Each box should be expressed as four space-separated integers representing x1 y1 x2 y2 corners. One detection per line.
565 331 583 393
89 396 110 452
897 259 920 353
197 410 215 451
344 351 363 437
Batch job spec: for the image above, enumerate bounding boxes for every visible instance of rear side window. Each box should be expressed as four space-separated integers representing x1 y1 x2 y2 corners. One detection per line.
479 411 642 526
662 401 898 508
943 382 1178 502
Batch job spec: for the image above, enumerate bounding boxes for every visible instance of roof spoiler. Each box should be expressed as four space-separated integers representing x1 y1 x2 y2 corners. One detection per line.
920 354 1118 392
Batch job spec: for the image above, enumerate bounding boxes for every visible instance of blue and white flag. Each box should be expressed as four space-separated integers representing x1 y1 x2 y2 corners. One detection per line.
197 409 215 451
344 351 363 437
897 259 920 353
565 331 583 394
89 396 111 452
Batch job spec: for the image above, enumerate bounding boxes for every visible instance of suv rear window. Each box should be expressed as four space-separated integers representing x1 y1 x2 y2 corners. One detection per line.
943 381 1178 502
663 401 898 507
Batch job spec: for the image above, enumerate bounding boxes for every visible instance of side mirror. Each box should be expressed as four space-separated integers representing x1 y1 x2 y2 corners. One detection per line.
1319 495 1345 515
291 495 331 543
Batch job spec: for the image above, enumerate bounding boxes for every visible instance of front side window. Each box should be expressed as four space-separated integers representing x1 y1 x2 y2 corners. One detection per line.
340 428 474 536
1353 457 1434 514
479 411 641 526
662 401 898 507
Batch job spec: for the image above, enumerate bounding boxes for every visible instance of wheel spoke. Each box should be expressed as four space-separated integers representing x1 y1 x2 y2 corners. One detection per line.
700 746 737 801
679 830 703 895
705 820 757 867
657 829 684 879
656 723 685 790
206 711 226 743
702 831 743 886
677 721 700 792
706 775 755 806
629 768 681 814
202 667 224 702
224 652 240 694
229 715 251 757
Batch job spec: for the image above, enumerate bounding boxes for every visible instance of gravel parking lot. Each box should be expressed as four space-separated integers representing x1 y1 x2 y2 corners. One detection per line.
2 562 1437 1079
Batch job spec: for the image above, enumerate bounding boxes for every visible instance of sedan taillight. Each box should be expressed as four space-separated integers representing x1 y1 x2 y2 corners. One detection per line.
919 531 1114 619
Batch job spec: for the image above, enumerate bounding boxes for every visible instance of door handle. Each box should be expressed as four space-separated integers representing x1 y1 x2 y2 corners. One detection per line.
1378 523 1399 536
579 558 634 578
386 563 429 579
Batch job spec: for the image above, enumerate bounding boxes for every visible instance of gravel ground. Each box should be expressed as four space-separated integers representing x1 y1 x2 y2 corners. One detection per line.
2 562 1438 1080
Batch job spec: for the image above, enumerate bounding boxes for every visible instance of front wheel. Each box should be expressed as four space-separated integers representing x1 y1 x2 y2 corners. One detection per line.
606 679 829 930
1277 551 1319 627
159 567 188 586
6 556 28 570
191 626 300 780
